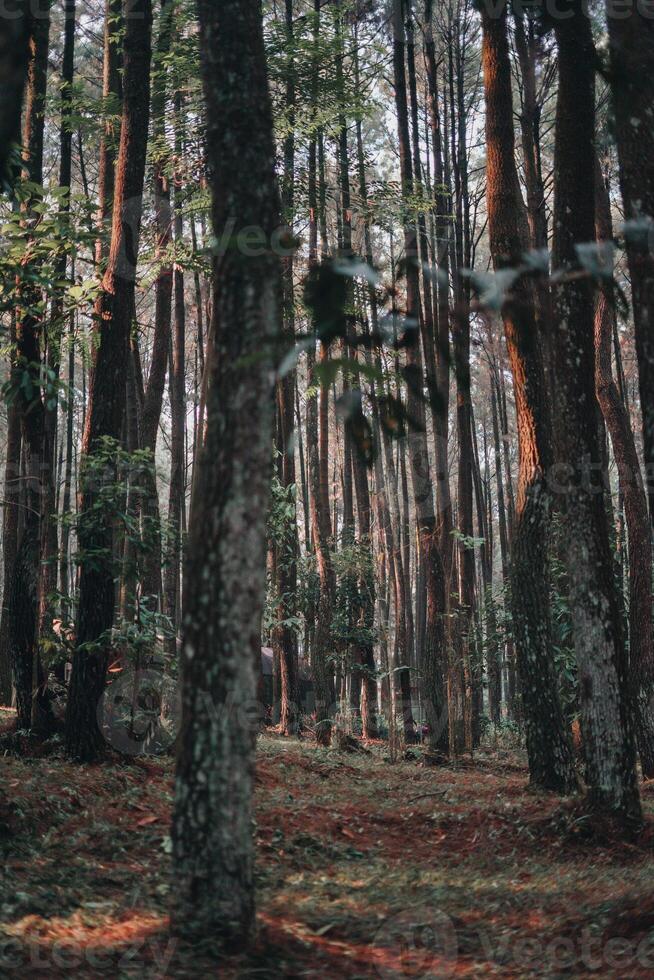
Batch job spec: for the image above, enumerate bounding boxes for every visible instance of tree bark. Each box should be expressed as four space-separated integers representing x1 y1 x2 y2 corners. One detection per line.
66 0 153 762
453 305 476 752
45 0 77 630
0 0 31 182
552 2 640 827
272 0 300 738
605 10 654 530
96 0 123 265
0 371 21 703
140 0 175 608
307 344 336 746
481 4 575 791
163 89 186 654
172 0 282 943
58 295 76 613
512 9 548 251
9 4 53 733
594 159 654 778
424 2 453 573
304 0 335 747
392 1 446 750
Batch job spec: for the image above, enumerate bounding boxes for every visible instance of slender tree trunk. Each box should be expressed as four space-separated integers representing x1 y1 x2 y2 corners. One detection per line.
552 3 640 828
0 374 21 703
0 0 31 181
594 160 654 778
190 216 205 469
424 3 453 574
481 4 575 791
59 312 75 614
272 0 300 737
512 10 548 251
351 43 380 738
118 339 141 622
478 409 501 724
164 89 186 654
45 0 76 628
453 305 476 752
350 349 378 739
605 11 654 529
392 1 446 750
398 440 416 713
66 0 153 762
304 0 335 746
140 0 175 608
96 0 122 265
9 5 53 733
306 344 336 746
489 369 517 718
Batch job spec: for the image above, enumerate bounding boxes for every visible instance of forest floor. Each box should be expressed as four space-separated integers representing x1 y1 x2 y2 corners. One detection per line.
2 710 654 978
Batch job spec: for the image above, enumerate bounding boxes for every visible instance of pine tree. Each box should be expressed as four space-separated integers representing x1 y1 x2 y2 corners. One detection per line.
172 0 283 943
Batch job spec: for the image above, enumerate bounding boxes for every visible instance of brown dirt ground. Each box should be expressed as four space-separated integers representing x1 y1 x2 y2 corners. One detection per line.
1 715 654 978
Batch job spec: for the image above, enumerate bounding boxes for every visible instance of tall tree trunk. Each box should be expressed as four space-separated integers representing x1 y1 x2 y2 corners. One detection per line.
0 0 31 182
164 89 186 655
478 408 501 724
392 1 446 750
272 0 300 737
594 160 654 778
58 317 76 615
304 0 335 747
409 4 452 737
0 368 21 703
66 0 153 762
512 9 548 251
552 2 640 828
481 4 575 791
489 368 517 717
172 0 282 942
140 0 175 608
605 10 654 530
306 344 336 745
398 438 416 709
45 0 77 627
424 1 453 574
9 5 53 732
351 35 380 738
118 332 143 625
96 0 123 265
190 216 206 467
348 333 378 739
445 10 475 751
453 305 476 752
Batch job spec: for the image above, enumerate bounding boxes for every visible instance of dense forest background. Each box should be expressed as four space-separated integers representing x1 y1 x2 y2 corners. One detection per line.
1 0 654 974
